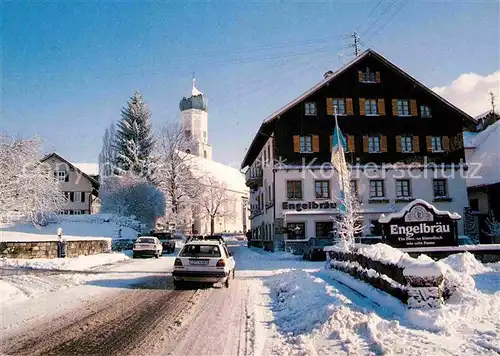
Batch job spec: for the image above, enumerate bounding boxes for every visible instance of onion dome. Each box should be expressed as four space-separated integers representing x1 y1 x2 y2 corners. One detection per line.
179 78 208 112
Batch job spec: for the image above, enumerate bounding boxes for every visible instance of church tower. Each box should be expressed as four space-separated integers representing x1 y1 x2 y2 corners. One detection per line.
179 79 212 160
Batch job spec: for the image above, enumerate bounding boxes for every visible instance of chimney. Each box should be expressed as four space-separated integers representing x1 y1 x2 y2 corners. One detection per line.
324 70 334 79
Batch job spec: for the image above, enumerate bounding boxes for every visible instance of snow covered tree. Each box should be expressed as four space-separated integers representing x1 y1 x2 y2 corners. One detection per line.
154 122 202 230
463 207 479 243
100 174 165 230
0 134 65 226
333 186 364 251
199 174 236 236
98 122 116 180
483 211 500 243
114 91 155 177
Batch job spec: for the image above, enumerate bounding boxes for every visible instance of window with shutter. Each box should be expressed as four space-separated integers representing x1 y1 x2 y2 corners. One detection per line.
286 181 303 199
332 99 346 115
293 136 300 152
70 192 74 202
368 136 381 153
299 136 313 153
74 192 81 202
359 98 366 115
381 135 388 152
377 99 385 115
413 136 420 152
420 105 432 118
397 100 410 116
305 102 317 116
347 135 355 152
312 135 319 152
326 98 334 115
81 192 86 203
401 136 413 153
365 99 378 115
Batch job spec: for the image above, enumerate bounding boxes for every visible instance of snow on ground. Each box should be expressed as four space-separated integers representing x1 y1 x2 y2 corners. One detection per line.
237 245 500 355
0 214 139 242
0 252 131 306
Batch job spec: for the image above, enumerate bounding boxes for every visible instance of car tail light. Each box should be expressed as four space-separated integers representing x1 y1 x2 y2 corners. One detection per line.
216 259 226 267
133 244 137 249
174 258 183 267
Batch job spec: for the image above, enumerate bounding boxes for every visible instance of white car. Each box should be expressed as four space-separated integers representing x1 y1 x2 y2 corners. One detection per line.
172 240 236 288
132 236 163 258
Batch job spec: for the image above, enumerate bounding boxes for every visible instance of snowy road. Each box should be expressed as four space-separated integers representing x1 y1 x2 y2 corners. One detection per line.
2 243 499 356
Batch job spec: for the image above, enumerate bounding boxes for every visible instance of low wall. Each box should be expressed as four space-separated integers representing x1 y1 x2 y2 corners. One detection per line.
400 245 500 263
0 239 112 259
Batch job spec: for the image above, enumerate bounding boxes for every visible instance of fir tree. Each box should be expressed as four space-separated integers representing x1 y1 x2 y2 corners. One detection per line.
114 91 155 177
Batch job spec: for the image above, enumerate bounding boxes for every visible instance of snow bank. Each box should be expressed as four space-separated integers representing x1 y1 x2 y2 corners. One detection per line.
440 252 493 275
0 214 140 242
356 243 445 278
0 252 130 271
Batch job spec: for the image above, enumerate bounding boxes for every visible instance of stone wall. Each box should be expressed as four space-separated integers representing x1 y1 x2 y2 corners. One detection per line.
0 239 112 259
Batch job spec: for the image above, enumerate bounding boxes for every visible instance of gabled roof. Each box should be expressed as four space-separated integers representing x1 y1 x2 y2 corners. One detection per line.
41 152 100 190
241 48 477 169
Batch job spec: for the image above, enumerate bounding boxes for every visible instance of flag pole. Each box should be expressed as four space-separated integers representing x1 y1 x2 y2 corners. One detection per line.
334 105 345 195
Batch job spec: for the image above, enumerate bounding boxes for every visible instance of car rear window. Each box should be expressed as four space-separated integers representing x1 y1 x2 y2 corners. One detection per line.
137 238 155 244
314 239 332 246
180 245 221 257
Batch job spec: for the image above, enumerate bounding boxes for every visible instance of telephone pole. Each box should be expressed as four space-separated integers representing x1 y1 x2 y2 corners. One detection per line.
489 91 496 115
351 31 361 56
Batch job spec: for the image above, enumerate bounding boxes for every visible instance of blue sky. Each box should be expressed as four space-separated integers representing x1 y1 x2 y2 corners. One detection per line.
2 1 499 168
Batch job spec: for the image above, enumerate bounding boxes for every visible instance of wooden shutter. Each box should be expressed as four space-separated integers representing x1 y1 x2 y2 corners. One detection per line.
443 136 450 152
346 98 354 115
358 71 363 82
348 135 355 152
326 98 334 116
392 99 398 116
329 135 333 152
65 172 69 182
413 136 420 152
410 100 418 116
312 135 320 152
396 135 402 152
377 99 385 116
81 192 85 203
70 192 74 202
359 98 366 116
53 171 57 179
293 135 300 153
375 71 381 83
426 136 432 151
363 135 369 152
381 135 388 152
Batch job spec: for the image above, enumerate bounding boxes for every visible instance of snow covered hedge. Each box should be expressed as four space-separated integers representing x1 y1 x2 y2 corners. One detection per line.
325 243 446 309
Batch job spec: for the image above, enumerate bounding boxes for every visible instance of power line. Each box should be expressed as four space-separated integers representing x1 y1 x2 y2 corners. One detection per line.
361 0 397 38
357 0 383 34
366 0 409 39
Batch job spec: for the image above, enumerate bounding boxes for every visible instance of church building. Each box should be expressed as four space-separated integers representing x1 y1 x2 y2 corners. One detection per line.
178 80 250 235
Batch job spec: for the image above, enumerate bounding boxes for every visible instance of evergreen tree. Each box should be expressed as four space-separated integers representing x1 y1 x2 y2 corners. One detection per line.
114 91 155 176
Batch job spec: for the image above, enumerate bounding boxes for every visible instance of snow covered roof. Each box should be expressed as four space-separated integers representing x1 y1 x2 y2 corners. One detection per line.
463 131 479 149
187 154 248 194
466 120 500 188
474 109 499 120
74 163 99 176
378 199 461 224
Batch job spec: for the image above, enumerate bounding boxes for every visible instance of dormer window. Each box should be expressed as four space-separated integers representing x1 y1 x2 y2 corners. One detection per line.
420 105 432 118
305 102 317 116
359 68 379 83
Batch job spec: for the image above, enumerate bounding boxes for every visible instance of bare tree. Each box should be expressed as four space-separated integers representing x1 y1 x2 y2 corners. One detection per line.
154 121 202 231
0 134 65 226
198 174 236 235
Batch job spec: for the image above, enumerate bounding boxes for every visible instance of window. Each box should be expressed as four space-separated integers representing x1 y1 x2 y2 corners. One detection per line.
420 105 432 118
361 68 376 83
287 181 302 199
299 136 312 153
350 180 358 197
470 199 479 211
396 180 411 197
397 100 410 116
431 136 443 152
74 192 81 203
369 180 385 198
69 192 75 202
370 220 382 236
73 210 82 215
305 102 317 116
401 136 413 153
203 130 207 138
81 192 86 203
332 99 346 115
204 150 207 158
368 136 381 153
315 180 330 199
55 171 66 182
185 130 192 138
365 99 378 115
433 179 448 197
180 245 221 258
315 222 333 238
287 223 305 240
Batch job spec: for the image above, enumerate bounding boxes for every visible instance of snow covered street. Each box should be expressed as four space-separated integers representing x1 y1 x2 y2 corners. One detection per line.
1 242 499 355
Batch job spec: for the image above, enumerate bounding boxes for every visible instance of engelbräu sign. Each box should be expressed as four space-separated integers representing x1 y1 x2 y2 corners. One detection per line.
282 201 337 212
379 200 461 248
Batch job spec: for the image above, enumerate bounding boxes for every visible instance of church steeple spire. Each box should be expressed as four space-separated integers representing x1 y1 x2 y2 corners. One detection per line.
192 74 202 96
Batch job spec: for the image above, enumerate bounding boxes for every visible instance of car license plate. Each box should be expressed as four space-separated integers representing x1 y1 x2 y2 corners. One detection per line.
189 259 208 265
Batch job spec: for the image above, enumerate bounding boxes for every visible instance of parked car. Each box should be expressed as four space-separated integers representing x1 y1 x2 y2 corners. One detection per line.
204 235 226 245
303 237 334 261
132 236 163 258
149 232 176 253
172 240 236 289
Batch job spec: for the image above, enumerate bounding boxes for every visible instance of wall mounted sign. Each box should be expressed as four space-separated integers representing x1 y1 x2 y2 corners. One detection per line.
282 201 337 212
379 199 461 248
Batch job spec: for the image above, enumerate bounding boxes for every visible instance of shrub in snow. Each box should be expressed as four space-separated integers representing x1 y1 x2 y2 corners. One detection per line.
100 174 165 230
0 134 65 226
483 211 500 242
